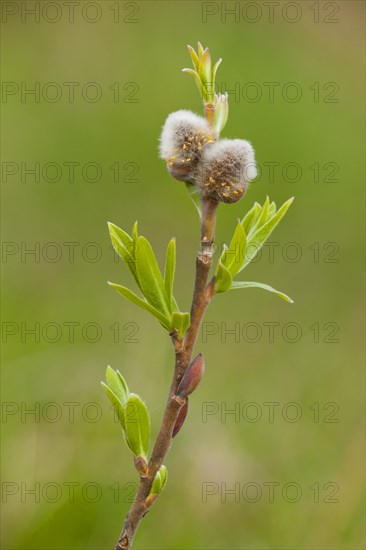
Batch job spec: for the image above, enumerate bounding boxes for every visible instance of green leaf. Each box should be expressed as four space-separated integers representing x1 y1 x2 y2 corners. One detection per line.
241 202 261 234
159 464 168 489
221 221 246 277
124 394 150 459
240 197 294 270
213 93 229 135
106 366 128 406
150 465 168 495
116 370 129 401
132 221 139 243
108 222 139 287
171 311 190 339
164 239 176 312
187 44 200 71
135 236 171 317
108 282 171 330
199 48 212 100
185 183 202 216
150 471 162 495
211 57 222 86
268 201 276 217
101 382 126 429
247 196 271 238
231 281 294 303
214 262 233 294
254 196 270 229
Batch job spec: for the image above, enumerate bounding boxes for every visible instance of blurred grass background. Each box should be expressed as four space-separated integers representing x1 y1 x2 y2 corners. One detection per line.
1 1 365 549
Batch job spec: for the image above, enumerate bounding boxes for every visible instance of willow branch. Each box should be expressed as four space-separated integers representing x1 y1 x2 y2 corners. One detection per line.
114 197 218 550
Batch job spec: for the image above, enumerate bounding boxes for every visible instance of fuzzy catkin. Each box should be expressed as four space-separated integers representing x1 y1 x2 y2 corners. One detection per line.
160 110 215 183
196 139 257 203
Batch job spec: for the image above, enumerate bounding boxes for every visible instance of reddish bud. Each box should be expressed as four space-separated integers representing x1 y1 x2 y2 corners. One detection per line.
172 398 189 438
176 353 205 399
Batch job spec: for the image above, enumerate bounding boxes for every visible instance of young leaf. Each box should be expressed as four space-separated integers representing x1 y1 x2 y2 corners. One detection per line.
240 197 294 270
187 44 200 71
116 370 129 401
231 281 294 303
171 311 190 339
150 470 162 495
108 222 140 287
159 465 168 490
198 48 214 102
213 93 228 135
135 236 171 317
124 394 150 459
108 222 132 251
211 58 222 86
101 382 126 429
150 465 168 496
108 282 171 330
132 221 139 243
214 262 233 294
241 202 261 235
268 201 276 217
253 196 270 231
164 239 176 311
221 221 246 277
106 366 128 406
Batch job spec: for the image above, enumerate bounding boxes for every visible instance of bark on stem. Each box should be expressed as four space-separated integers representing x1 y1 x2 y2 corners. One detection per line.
114 197 218 550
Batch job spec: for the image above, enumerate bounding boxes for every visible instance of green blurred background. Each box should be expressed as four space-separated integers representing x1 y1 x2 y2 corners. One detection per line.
1 1 364 548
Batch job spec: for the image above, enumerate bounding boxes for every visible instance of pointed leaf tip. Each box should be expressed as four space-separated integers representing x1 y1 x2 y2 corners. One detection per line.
135 235 171 317
109 282 171 330
101 381 126 429
105 365 128 406
231 281 294 304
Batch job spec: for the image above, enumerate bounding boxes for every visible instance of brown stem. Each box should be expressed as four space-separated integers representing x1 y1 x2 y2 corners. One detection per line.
114 197 218 550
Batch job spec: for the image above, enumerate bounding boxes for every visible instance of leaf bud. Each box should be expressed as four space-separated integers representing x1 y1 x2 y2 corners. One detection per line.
176 353 205 399
172 398 189 438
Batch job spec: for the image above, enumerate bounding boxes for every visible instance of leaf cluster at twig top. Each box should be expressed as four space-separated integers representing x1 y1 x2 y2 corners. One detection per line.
183 42 228 134
215 196 294 301
107 222 190 339
102 366 168 497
